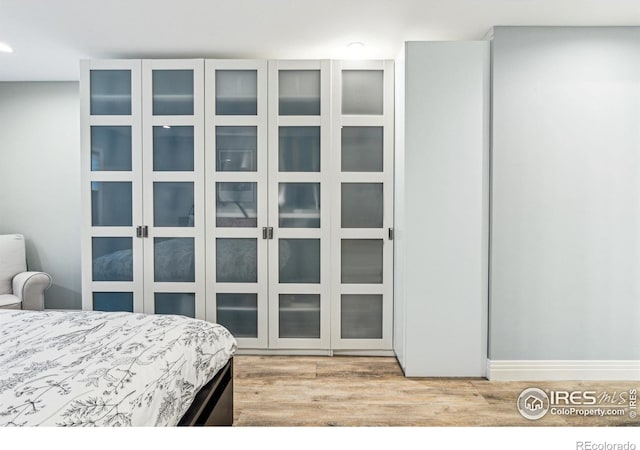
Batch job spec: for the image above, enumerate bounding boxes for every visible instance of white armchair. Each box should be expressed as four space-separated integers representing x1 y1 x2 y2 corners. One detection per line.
0 234 52 311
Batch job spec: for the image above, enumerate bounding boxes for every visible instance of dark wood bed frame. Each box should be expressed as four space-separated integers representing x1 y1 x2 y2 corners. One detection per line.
178 357 234 426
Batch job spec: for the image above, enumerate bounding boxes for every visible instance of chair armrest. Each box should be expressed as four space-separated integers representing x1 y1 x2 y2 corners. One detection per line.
13 271 52 311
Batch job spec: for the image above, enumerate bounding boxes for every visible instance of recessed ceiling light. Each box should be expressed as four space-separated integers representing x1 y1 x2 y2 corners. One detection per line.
0 42 14 53
347 42 365 50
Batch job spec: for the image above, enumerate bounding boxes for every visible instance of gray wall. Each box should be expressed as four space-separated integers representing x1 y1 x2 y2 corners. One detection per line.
0 82 81 309
395 41 490 376
490 27 640 360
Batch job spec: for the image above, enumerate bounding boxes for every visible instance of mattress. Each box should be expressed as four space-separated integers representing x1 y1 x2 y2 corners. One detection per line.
0 309 236 426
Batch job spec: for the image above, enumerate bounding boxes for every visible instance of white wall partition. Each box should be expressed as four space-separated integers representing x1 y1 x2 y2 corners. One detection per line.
489 27 640 379
394 42 490 376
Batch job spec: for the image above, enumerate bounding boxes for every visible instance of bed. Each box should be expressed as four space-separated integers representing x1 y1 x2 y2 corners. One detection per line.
0 309 236 426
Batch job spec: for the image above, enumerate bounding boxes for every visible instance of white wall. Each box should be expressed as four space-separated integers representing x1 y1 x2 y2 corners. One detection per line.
490 27 640 362
393 44 407 371
0 82 81 309
395 41 490 376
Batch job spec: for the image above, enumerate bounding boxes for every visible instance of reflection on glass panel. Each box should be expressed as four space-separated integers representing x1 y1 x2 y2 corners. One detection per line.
279 127 320 172
91 182 132 226
216 70 258 115
216 126 257 172
279 70 320 116
216 182 257 227
341 127 383 172
216 238 257 283
341 183 383 228
154 293 195 318
153 126 194 171
341 239 383 284
154 237 195 282
341 295 383 339
153 182 194 227
92 237 133 281
93 292 133 312
342 70 383 115
91 126 132 171
152 70 194 115
90 70 131 115
216 293 258 338
279 239 320 283
279 183 320 228
279 294 320 339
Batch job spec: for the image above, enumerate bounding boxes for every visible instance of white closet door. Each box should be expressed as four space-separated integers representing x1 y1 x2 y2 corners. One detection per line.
267 60 332 349
141 59 206 320
205 60 269 349
81 59 145 313
330 60 394 350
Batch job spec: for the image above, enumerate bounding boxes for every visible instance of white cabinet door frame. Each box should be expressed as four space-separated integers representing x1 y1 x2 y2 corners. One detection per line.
141 59 206 319
81 59 144 313
205 60 269 349
267 60 332 349
330 60 395 350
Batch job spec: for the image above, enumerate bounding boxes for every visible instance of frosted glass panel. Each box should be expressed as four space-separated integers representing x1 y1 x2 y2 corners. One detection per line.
278 183 320 228
342 70 383 115
279 70 320 115
153 126 194 171
341 127 383 172
90 70 131 115
91 182 132 226
341 183 383 228
279 294 320 339
152 70 194 115
216 126 257 172
93 292 133 312
341 294 383 339
92 237 133 282
279 239 320 283
91 126 132 171
154 293 195 318
153 182 194 227
279 127 320 172
154 237 195 282
216 70 257 115
341 239 383 284
216 293 258 338
216 238 257 283
216 182 257 227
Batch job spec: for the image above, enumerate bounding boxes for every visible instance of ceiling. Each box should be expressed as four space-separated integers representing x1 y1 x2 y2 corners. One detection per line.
0 0 639 81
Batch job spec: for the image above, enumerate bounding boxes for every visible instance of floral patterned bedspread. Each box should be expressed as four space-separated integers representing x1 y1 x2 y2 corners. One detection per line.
0 309 236 426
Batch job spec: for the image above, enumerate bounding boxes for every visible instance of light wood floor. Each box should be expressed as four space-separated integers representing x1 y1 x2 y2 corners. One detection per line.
233 356 639 426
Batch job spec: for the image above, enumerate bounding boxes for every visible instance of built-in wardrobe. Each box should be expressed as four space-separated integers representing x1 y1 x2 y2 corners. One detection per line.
80 59 394 354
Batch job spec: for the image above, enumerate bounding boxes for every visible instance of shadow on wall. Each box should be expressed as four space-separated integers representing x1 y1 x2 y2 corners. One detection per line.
46 285 81 310
24 237 81 310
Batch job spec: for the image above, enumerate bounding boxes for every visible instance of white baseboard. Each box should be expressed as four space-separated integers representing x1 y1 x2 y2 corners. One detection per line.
487 359 640 381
